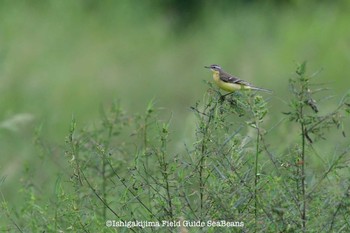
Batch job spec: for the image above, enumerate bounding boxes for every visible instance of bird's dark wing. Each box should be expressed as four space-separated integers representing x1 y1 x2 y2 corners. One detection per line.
220 71 252 86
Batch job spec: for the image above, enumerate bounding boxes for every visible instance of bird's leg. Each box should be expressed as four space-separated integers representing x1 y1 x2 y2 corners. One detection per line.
220 92 232 102
220 92 235 100
224 92 235 97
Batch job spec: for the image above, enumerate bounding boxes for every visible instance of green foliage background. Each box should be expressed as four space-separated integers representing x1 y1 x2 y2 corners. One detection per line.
1 0 350 231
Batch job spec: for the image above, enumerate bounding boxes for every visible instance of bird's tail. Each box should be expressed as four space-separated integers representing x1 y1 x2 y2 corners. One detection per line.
250 86 273 93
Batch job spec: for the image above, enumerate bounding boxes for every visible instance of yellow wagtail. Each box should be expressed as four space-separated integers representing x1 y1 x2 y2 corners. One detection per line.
204 64 272 93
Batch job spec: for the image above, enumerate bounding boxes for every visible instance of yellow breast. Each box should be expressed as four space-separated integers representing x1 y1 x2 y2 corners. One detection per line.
212 71 245 92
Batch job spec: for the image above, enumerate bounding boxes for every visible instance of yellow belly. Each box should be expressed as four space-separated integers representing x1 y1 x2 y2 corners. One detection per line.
213 72 249 92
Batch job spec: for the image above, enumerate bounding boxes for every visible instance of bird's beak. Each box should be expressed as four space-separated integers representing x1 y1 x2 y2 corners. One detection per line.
204 66 210 69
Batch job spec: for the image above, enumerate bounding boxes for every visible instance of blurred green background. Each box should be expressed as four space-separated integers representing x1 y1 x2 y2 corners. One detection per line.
1 0 350 208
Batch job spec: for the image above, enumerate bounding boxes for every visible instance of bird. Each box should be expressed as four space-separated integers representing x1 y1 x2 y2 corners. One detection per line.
204 64 272 93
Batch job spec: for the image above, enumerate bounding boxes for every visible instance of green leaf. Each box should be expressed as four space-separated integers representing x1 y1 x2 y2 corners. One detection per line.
296 61 307 76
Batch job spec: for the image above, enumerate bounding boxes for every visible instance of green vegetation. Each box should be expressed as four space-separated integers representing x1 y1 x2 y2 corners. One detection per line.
2 63 349 232
1 1 350 232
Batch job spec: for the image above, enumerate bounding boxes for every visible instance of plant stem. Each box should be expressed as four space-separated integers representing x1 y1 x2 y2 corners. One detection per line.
254 129 260 232
198 95 218 218
301 121 306 232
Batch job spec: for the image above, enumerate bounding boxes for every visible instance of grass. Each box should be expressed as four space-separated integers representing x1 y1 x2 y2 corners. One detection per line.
1 1 350 232
2 63 349 232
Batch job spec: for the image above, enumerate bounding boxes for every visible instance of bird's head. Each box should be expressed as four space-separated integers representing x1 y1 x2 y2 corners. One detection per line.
204 64 222 72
